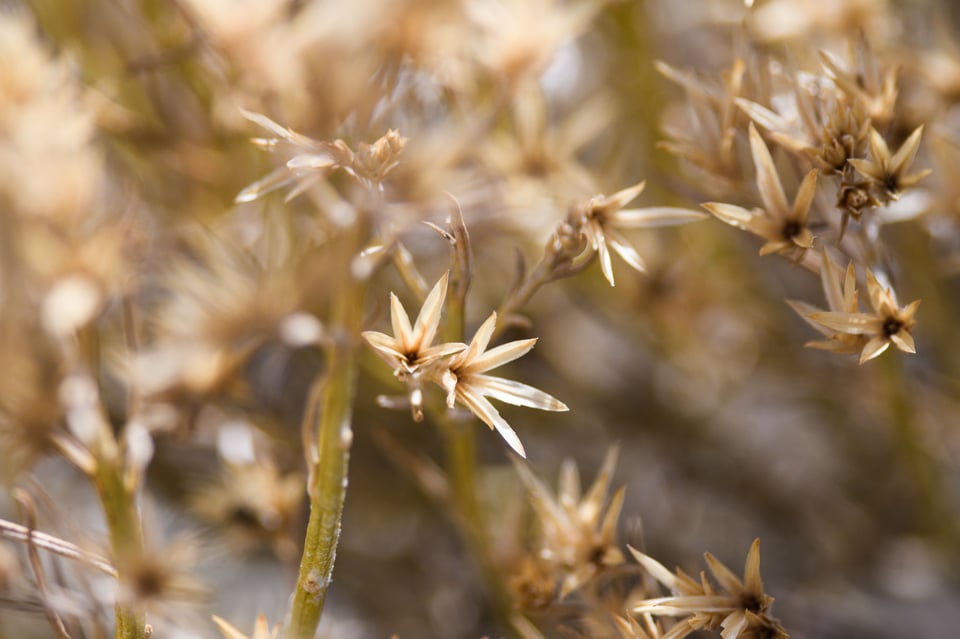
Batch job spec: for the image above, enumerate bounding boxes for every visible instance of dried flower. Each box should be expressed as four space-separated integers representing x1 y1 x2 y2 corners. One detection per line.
363 272 466 421
805 267 920 364
436 312 567 457
511 447 626 602
703 124 817 259
787 252 866 356
213 613 278 639
630 539 787 639
848 125 932 203
236 110 407 202
573 181 707 286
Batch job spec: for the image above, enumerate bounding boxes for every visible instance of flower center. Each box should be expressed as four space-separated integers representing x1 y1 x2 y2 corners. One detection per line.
882 317 904 337
781 220 802 240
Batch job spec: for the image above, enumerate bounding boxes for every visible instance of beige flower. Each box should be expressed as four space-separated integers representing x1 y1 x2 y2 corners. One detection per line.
436 312 567 457
574 181 707 286
806 267 920 364
630 539 787 639
787 252 866 356
703 124 817 259
363 272 466 420
213 613 277 639
848 125 932 203
512 447 625 600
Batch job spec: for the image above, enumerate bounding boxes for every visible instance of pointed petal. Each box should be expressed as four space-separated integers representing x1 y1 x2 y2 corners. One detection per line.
286 153 336 170
743 539 764 599
596 230 616 286
758 239 791 256
819 252 844 313
457 388 526 457
389 292 414 349
612 207 708 228
864 269 888 314
848 158 885 181
558 459 581 513
471 374 568 411
867 127 892 169
361 331 405 359
235 167 293 203
600 486 626 544
606 230 647 273
702 203 758 230
843 261 859 312
792 170 818 220
413 272 449 350
786 300 833 337
604 180 647 210
890 125 924 176
456 312 498 367
704 552 744 595
890 330 916 353
468 338 537 373
859 336 891 364
628 547 680 592
748 124 789 219
807 311 881 335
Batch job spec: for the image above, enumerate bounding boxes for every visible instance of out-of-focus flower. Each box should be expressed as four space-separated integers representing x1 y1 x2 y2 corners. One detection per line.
805 267 920 364
214 613 278 639
848 125 932 203
631 539 787 639
703 124 817 259
510 447 626 603
236 111 407 202
191 461 304 561
573 181 707 286
435 312 567 457
363 272 466 421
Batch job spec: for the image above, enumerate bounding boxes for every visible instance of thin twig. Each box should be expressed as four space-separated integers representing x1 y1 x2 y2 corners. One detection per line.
0 519 118 579
14 489 73 639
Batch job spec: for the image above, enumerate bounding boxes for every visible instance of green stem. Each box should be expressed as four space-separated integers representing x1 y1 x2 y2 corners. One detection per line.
283 235 366 639
437 418 517 633
93 456 146 639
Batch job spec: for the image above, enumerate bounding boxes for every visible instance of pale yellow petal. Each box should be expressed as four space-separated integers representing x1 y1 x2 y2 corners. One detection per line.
807 311 881 335
412 271 448 350
704 552 744 595
743 538 764 600
890 330 916 354
389 292 414 349
606 230 647 273
457 387 526 457
890 125 924 177
468 338 537 374
471 374 567 411
748 123 789 219
859 336 891 364
612 207 708 228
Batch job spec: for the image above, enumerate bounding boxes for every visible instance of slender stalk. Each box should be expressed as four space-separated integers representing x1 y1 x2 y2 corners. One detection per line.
93 455 146 639
283 229 366 639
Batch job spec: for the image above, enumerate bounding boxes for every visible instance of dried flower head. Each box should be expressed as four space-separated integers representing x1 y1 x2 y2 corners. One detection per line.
363 272 466 421
436 312 567 457
703 124 817 259
236 110 407 202
572 181 707 286
848 125 932 203
191 461 304 561
511 447 626 603
805 267 920 364
630 539 787 639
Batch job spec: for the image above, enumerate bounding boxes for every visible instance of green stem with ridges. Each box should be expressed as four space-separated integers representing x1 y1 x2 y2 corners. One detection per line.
283 230 366 639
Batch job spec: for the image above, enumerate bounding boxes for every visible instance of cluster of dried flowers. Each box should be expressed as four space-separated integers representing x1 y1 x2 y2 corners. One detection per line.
2 1 959 639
